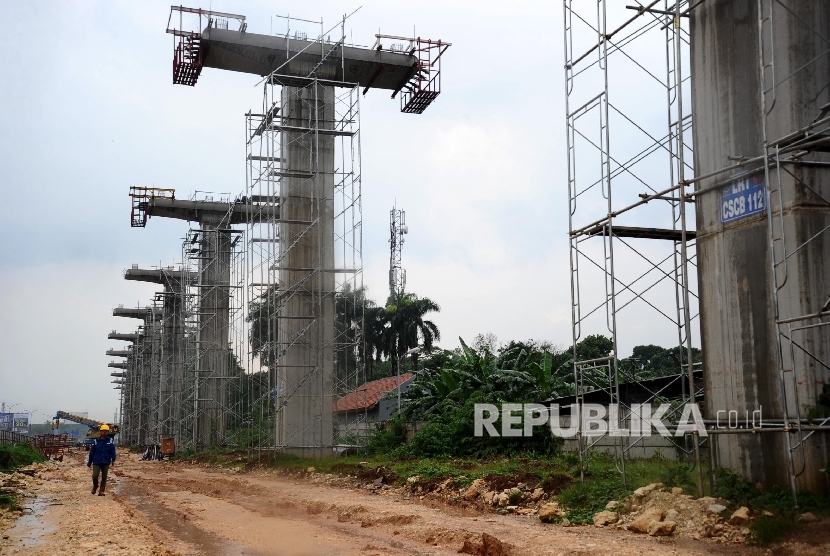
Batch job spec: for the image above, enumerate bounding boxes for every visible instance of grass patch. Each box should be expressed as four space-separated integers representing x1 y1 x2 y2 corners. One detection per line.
0 493 20 512
556 474 627 524
750 515 800 545
174 448 705 509
0 443 45 473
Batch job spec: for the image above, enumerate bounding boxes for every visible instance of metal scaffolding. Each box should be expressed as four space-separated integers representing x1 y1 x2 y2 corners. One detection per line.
152 269 187 444
563 0 703 491
116 8 448 457
108 329 142 446
564 0 830 501
243 16 364 457
180 197 246 451
680 0 830 503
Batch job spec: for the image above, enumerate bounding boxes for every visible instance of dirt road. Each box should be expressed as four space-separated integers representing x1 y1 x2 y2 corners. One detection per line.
0 452 819 555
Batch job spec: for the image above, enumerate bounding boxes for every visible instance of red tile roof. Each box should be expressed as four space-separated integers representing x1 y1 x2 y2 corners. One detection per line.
333 373 415 412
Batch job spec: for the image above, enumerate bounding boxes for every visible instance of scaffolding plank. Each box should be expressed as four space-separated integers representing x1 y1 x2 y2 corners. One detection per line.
268 125 356 137
585 225 697 241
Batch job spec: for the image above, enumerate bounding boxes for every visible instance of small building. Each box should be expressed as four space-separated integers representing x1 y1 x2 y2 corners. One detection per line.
334 373 415 425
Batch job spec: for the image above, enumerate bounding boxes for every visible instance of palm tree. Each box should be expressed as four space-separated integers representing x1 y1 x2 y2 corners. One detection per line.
362 304 388 381
384 292 441 374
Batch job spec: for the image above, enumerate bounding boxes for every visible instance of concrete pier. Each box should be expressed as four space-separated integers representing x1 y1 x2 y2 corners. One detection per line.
124 268 187 445
691 0 830 492
107 331 141 445
140 200 272 448
277 84 336 457
113 307 160 446
192 219 234 448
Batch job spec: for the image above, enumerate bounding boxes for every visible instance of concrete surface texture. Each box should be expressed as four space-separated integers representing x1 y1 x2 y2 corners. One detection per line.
276 83 336 457
202 26 417 90
691 0 830 492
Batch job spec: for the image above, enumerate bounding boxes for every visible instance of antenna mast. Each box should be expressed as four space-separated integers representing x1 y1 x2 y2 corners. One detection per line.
389 206 407 297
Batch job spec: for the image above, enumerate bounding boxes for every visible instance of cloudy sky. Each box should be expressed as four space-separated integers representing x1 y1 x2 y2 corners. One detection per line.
0 1 693 424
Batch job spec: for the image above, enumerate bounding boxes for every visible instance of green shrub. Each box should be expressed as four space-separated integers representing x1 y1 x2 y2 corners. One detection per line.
751 515 799 545
508 489 523 505
367 419 407 454
656 461 697 494
398 394 562 459
0 443 45 473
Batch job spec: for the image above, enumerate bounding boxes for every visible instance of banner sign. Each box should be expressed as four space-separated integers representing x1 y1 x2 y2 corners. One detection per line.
0 413 12 431
12 413 29 434
721 175 766 223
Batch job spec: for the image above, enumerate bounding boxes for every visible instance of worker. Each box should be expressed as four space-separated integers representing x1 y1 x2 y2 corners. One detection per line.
87 424 116 496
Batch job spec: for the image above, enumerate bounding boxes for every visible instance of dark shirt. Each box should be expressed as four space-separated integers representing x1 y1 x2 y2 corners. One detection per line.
87 437 117 465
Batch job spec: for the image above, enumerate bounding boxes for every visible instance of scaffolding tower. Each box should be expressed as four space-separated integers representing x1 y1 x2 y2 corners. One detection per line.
565 0 830 500
108 329 141 445
563 0 703 491
684 0 830 502
180 197 246 451
243 16 365 457
152 268 187 445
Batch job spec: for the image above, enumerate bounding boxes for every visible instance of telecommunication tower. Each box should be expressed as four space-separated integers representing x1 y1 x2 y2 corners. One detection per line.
389 207 408 297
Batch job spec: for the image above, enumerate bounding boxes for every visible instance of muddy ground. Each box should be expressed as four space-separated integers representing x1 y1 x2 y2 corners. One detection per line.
0 451 827 555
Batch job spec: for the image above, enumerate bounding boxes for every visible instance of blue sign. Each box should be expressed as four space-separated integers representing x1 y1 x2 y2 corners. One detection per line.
12 413 29 434
721 175 766 223
0 413 12 431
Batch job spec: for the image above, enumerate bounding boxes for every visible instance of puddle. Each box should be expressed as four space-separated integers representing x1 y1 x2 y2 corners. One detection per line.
115 479 261 555
14 496 57 548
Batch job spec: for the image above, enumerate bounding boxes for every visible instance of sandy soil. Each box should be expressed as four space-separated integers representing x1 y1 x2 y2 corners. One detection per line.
0 455 183 555
1 452 827 556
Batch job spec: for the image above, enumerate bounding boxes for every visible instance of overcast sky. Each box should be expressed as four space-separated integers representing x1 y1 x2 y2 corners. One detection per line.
0 1 694 424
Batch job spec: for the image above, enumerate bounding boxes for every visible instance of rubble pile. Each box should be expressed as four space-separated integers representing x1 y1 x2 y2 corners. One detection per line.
301 466 556 517
278 464 826 548
591 483 752 542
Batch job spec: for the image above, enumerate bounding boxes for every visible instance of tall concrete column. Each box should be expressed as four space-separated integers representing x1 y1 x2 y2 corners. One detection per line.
124 268 186 446
107 331 139 446
194 219 232 449
277 83 335 457
135 198 273 450
108 331 141 445
113 308 161 447
138 324 154 446
691 0 830 492
160 280 184 441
